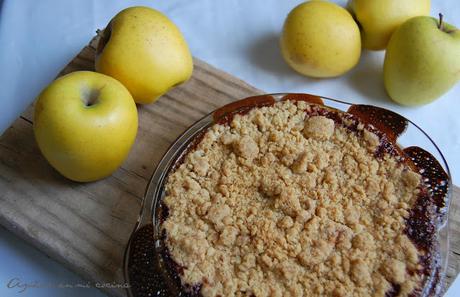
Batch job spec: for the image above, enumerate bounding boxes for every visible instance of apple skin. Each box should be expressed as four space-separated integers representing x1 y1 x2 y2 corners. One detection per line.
384 16 460 106
348 0 430 50
34 71 138 182
280 0 361 78
95 6 193 105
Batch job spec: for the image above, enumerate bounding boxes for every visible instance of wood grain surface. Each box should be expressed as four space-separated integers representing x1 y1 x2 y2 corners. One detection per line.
0 37 459 296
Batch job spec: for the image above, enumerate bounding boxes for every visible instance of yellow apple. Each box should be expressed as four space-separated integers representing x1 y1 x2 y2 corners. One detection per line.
34 71 138 182
384 15 460 106
95 6 193 104
348 0 431 50
280 0 361 78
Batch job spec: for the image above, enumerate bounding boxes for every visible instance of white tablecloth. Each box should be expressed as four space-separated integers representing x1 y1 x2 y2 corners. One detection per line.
0 0 458 296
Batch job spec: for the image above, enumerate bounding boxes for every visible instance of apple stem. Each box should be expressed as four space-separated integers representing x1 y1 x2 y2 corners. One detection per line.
438 13 444 31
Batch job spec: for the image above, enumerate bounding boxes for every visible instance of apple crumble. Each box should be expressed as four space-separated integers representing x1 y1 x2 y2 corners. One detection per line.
161 100 438 297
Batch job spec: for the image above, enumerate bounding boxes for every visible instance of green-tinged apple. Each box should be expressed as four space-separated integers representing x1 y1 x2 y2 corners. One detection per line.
280 0 361 78
95 6 193 104
34 71 138 182
384 15 460 106
348 0 430 50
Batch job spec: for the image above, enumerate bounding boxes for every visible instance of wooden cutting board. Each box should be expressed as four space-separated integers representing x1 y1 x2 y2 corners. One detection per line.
0 37 459 296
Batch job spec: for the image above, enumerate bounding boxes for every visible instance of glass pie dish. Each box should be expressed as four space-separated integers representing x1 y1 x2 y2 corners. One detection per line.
124 93 452 297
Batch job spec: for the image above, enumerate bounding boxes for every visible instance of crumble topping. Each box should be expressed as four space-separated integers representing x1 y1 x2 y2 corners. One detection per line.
162 100 423 297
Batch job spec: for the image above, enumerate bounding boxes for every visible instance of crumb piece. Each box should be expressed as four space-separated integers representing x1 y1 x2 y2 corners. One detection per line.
381 259 406 284
366 178 380 197
324 169 337 184
363 129 380 149
332 285 350 297
235 135 259 159
219 226 238 246
260 177 283 198
303 116 334 140
183 177 200 192
180 236 209 261
278 216 294 229
220 132 238 145
351 259 372 286
402 170 421 189
240 254 256 271
352 232 375 250
344 206 360 226
260 253 274 268
278 260 299 279
397 235 419 265
253 110 269 130
276 188 301 217
292 152 312 174
192 157 209 176
207 204 231 225
298 239 333 268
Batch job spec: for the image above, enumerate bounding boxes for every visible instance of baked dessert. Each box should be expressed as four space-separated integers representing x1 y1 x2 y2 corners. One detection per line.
160 99 446 297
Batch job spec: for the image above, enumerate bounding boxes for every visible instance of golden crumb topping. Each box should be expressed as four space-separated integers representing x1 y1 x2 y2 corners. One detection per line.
162 100 423 297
